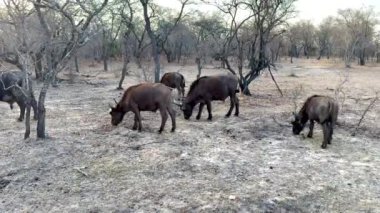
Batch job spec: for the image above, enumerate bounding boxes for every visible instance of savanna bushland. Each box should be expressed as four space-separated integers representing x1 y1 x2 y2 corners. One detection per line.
0 0 379 212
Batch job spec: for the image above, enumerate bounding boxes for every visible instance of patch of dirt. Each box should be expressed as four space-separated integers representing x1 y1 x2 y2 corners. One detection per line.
0 60 379 212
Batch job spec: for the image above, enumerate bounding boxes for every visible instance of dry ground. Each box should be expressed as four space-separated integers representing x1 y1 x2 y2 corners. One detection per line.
0 59 379 212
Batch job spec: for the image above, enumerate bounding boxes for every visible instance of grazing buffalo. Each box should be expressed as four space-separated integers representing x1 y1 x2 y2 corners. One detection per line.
0 71 38 121
110 83 176 133
179 74 239 120
160 72 185 99
292 95 339 149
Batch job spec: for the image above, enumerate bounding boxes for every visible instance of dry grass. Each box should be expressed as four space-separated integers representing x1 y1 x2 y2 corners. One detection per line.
0 59 379 212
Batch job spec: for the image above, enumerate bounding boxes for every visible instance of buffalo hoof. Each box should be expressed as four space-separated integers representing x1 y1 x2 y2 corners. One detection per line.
171 128 175 132
158 129 163 134
328 141 332 144
196 116 201 120
321 144 327 149
234 113 239 117
132 127 137 130
138 128 142 132
17 118 23 122
307 134 313 138
225 113 231 118
207 117 212 121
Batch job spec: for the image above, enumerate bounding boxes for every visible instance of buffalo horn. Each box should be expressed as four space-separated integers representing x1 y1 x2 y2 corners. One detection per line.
173 99 183 106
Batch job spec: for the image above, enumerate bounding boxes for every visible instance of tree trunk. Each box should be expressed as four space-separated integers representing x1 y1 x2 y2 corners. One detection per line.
195 57 202 79
359 48 365 66
141 0 160 83
377 52 380 63
34 52 43 81
118 32 131 89
153 48 160 82
177 42 183 64
24 101 31 139
74 55 80 73
135 51 143 68
36 79 50 138
118 58 128 90
102 29 108 71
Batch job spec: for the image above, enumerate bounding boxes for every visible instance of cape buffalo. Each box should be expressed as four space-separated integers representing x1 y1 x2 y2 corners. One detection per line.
160 72 185 99
180 74 239 120
292 95 339 149
0 71 38 121
110 83 176 133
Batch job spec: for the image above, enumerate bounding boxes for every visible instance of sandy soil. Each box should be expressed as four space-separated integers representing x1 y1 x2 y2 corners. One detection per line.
0 59 379 212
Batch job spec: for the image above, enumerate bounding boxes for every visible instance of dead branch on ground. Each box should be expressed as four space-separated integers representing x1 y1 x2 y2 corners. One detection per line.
351 92 378 136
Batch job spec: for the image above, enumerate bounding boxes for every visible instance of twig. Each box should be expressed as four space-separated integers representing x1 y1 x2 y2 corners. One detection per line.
268 65 283 97
74 167 88 177
271 116 291 127
351 93 378 136
291 84 304 113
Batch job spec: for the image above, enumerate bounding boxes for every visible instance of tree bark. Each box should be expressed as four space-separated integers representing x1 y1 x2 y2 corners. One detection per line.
118 33 130 90
141 0 160 83
359 48 365 66
74 55 80 73
195 57 202 79
102 29 108 71
37 68 53 138
34 51 43 81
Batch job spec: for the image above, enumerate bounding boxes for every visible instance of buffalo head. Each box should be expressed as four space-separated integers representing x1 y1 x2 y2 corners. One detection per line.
291 112 305 135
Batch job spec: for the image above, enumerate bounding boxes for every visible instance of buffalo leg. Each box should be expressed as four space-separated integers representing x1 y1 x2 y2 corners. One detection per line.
196 103 205 120
321 123 329 149
167 106 176 132
234 96 239 116
327 122 333 144
206 101 212 121
31 98 38 120
131 106 142 132
307 120 315 138
225 96 235 117
132 114 139 130
17 101 25 122
158 107 168 133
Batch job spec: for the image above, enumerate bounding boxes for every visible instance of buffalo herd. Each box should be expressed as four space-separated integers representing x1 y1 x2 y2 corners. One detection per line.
0 71 339 149
110 71 339 149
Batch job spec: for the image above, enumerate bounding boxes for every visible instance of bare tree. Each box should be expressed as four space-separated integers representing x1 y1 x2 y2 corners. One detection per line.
0 0 37 138
33 0 108 138
139 0 189 83
316 17 334 60
298 20 316 59
118 0 135 89
214 0 295 95
337 8 378 67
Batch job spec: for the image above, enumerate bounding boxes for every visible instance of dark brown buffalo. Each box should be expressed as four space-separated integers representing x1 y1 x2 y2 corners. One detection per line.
0 71 38 121
160 72 185 99
180 74 239 120
292 95 339 149
110 83 176 133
